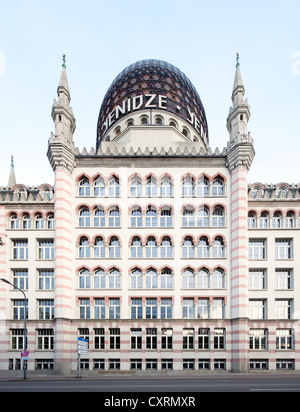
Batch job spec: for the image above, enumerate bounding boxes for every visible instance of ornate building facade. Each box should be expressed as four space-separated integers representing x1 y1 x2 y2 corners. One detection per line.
0 57 299 374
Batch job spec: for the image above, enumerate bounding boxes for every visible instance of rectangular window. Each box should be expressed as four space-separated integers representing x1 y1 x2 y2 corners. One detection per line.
249 239 266 260
131 298 142 319
12 240 28 260
12 270 28 290
198 328 210 350
131 329 142 350
109 298 120 319
275 269 292 290
109 329 120 350
275 239 292 260
183 329 194 349
214 329 225 350
38 240 54 260
39 300 54 320
276 329 293 350
249 329 267 350
79 298 90 319
94 298 105 319
11 329 25 350
249 300 266 320
146 328 157 350
182 298 195 319
94 328 105 350
249 269 266 290
275 299 292 320
13 300 28 320
146 299 157 319
37 329 54 350
161 329 173 350
161 298 172 319
38 270 54 290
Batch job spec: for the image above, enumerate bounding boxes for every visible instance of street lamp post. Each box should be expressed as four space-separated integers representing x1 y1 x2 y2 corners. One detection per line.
0 278 27 379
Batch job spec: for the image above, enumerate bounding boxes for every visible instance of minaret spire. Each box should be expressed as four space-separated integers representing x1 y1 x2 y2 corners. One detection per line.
8 155 16 188
48 55 76 173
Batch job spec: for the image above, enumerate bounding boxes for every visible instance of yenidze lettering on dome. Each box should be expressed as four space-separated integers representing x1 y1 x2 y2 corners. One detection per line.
100 93 167 135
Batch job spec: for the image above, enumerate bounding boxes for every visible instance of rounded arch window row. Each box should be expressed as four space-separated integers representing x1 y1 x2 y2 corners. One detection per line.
77 264 227 291
8 211 55 230
104 114 202 143
76 173 226 198
76 234 227 260
248 209 300 229
77 203 227 229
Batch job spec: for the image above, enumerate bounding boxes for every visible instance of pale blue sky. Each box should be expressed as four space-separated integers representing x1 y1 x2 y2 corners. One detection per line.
0 0 300 186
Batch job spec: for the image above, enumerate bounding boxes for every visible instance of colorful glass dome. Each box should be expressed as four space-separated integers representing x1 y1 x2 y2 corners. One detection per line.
96 59 208 149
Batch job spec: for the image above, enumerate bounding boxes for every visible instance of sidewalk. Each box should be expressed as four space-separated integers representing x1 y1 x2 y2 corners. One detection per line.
1 370 300 382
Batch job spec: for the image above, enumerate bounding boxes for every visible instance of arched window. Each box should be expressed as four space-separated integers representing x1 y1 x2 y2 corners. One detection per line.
286 211 295 228
94 176 105 197
160 176 173 197
276 186 287 198
160 206 172 227
94 237 105 258
183 268 195 289
109 268 121 289
272 211 282 228
197 236 210 258
211 268 225 289
248 212 256 229
94 207 105 227
79 237 90 258
197 207 209 227
22 213 31 229
109 207 120 227
140 116 149 125
212 237 225 258
161 267 173 289
197 176 209 197
145 206 157 227
182 236 195 258
161 236 172 258
109 176 120 197
109 237 121 258
79 207 90 227
130 177 142 197
131 268 143 289
10 214 19 229
212 207 224 227
131 236 143 258
146 268 158 289
197 268 209 289
259 211 269 229
182 207 195 227
35 214 44 229
146 236 158 258
79 268 91 289
182 176 194 197
146 176 157 197
154 115 163 125
94 267 106 289
79 178 90 197
47 214 55 229
131 207 143 227
212 177 224 196
251 186 262 198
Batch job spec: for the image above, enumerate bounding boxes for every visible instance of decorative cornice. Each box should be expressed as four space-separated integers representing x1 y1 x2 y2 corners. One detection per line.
75 145 228 157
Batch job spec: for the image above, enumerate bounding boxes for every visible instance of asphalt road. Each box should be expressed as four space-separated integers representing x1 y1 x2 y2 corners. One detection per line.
0 377 300 393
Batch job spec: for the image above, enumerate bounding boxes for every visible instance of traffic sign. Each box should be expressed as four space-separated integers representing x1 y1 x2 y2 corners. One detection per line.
77 337 88 355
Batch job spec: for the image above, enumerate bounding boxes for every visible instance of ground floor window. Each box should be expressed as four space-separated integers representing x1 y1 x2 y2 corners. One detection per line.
250 359 268 370
276 359 295 370
35 359 54 370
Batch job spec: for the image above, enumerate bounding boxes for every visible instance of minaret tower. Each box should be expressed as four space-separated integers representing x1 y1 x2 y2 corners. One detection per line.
47 55 76 374
227 53 255 373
